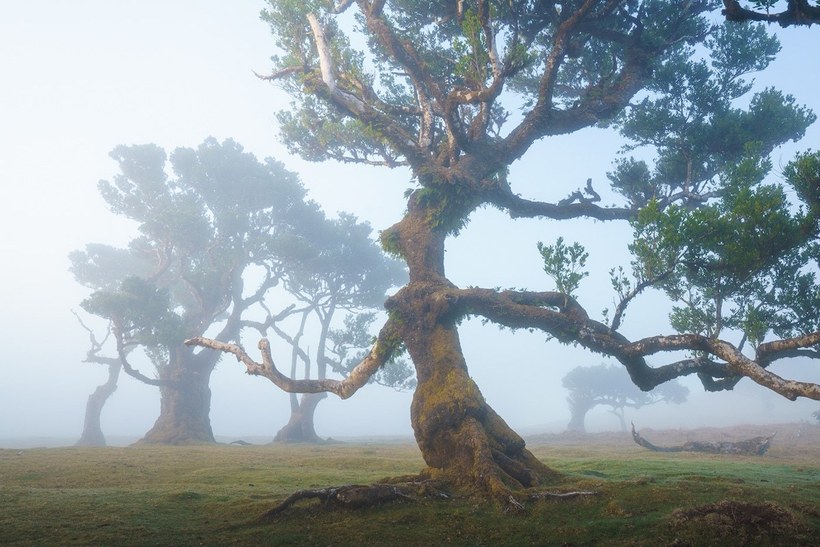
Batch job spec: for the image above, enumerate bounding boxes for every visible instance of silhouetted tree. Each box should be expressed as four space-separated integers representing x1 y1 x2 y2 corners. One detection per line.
189 2 820 505
563 364 688 433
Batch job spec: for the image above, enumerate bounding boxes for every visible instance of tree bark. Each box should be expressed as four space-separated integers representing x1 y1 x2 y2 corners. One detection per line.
384 195 559 503
76 361 121 447
273 392 327 443
139 349 215 444
397 312 558 501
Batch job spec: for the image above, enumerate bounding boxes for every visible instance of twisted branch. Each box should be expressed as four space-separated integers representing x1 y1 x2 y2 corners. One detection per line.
185 318 401 399
452 286 820 400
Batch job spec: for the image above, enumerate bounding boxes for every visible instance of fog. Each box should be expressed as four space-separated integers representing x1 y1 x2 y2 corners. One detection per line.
1 2 818 447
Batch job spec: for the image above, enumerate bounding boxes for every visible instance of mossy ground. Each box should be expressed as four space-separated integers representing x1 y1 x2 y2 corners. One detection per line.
1 424 817 546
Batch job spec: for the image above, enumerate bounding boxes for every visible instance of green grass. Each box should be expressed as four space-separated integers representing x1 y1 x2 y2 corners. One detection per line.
1 427 818 546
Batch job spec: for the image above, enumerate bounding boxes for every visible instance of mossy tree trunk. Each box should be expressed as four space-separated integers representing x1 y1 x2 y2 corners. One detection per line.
76 361 121 447
385 195 558 501
139 348 215 444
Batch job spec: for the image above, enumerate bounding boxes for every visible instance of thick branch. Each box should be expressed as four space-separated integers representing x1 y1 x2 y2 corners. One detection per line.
501 4 652 165
489 180 633 221
723 0 820 27
305 12 422 165
185 319 400 399
623 335 820 400
453 287 820 400
112 326 166 387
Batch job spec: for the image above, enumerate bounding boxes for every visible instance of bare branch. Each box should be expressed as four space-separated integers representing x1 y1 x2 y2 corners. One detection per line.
332 0 356 15
253 66 304 82
111 323 166 387
72 310 120 366
488 181 634 221
609 268 676 332
185 319 401 399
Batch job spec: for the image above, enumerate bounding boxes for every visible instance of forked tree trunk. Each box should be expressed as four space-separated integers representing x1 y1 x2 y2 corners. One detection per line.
273 392 327 443
139 351 215 444
76 361 121 447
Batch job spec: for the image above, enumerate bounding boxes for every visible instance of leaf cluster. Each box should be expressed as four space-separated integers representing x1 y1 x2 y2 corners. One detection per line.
537 237 589 297
610 23 814 210
629 152 820 344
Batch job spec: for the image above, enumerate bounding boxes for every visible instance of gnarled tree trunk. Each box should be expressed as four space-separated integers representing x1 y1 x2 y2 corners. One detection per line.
76 361 121 447
401 316 557 499
385 195 558 502
139 350 215 444
273 392 327 443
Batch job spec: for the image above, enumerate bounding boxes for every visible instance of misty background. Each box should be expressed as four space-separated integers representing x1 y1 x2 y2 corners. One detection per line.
1 1 818 446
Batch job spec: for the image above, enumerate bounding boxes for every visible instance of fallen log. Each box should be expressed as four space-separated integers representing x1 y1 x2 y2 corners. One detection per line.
630 423 775 455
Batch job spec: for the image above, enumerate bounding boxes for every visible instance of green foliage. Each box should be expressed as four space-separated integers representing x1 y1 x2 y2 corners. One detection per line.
379 227 404 259
537 237 589 297
610 23 814 210
80 277 184 348
783 149 820 217
628 152 820 342
412 185 476 236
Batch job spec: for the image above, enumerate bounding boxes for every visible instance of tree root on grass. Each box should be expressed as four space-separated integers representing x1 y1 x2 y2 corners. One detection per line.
257 480 449 521
257 479 599 520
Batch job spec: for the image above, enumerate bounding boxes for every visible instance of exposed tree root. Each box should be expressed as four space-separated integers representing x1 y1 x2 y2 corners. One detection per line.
528 490 599 501
257 477 598 520
631 423 775 455
257 480 449 521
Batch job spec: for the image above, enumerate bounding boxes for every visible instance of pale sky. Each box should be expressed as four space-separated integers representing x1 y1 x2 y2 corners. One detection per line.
1 2 818 444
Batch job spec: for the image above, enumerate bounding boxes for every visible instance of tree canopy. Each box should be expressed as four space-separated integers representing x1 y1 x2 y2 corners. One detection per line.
188 1 820 504
72 138 333 443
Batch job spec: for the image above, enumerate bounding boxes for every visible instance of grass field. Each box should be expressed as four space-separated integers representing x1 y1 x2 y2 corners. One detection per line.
1 423 818 546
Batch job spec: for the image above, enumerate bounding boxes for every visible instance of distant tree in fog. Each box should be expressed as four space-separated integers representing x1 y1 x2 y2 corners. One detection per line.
245 213 412 443
563 364 688 433
71 138 332 444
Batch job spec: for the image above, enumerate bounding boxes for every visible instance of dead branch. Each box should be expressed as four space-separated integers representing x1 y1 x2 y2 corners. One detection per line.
631 423 775 456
